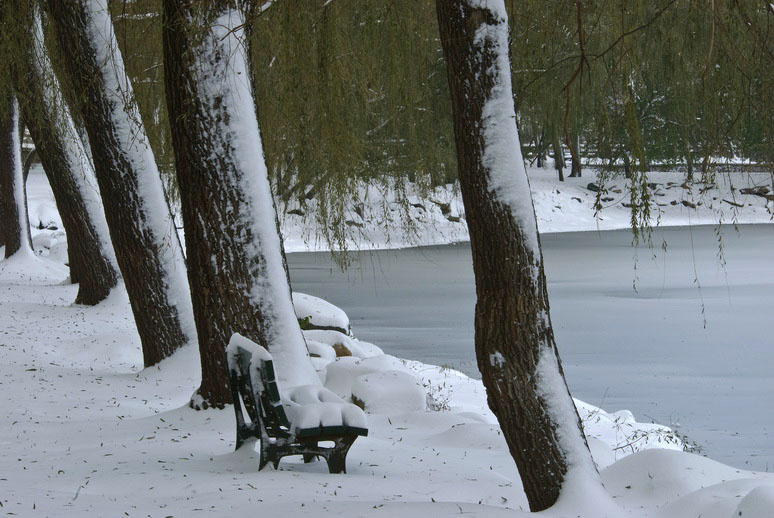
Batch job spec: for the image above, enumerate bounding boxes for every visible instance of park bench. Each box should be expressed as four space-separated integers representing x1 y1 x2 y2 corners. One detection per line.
226 334 368 474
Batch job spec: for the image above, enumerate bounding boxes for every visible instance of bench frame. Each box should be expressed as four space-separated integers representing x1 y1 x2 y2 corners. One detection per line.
228 344 364 474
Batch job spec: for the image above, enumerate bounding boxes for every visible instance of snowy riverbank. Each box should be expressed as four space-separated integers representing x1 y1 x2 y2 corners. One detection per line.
22 165 774 255
1 262 773 517
2 166 772 516
278 168 774 253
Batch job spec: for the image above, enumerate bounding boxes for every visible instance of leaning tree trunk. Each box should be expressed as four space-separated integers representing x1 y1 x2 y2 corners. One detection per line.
45 0 195 365
0 96 33 259
163 0 318 409
13 6 119 304
436 1 601 511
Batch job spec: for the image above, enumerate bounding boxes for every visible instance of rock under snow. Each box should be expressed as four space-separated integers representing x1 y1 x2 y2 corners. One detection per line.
293 292 351 334
351 370 426 414
324 354 412 399
303 329 383 359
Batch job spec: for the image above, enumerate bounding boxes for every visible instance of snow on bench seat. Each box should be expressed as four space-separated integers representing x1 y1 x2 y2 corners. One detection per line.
283 385 368 437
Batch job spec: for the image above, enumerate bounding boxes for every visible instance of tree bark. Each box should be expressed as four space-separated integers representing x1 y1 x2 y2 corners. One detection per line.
552 129 565 182
45 0 195 365
0 96 33 258
569 134 582 177
13 6 119 305
436 1 600 511
163 0 318 408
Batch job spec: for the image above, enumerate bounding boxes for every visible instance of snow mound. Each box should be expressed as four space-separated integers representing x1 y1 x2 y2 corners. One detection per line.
601 449 747 508
427 422 507 451
351 370 426 414
0 251 69 284
734 485 774 517
303 329 383 358
324 354 412 398
306 339 337 360
575 399 684 469
293 292 350 334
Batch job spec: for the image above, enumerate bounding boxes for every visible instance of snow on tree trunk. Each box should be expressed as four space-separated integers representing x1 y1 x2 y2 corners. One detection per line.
0 96 32 259
163 1 318 409
45 0 195 365
14 7 119 305
436 1 603 511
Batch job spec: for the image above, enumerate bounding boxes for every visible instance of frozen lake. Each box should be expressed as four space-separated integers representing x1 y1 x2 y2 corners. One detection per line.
288 225 774 472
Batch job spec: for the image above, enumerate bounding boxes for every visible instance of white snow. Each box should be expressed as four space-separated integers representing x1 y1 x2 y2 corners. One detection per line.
351 370 427 414
2 247 774 516
283 385 368 432
303 328 383 358
293 291 351 333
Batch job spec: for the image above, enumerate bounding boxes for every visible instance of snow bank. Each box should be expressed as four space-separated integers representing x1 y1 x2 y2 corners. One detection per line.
324 354 412 398
278 170 774 252
351 370 427 414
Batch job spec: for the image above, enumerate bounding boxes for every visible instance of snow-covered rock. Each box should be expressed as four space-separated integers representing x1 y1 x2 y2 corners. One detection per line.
303 329 383 358
351 370 426 414
324 354 412 398
293 292 350 334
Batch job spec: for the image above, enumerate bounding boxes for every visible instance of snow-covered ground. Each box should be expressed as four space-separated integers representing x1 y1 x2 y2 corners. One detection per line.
2 166 773 516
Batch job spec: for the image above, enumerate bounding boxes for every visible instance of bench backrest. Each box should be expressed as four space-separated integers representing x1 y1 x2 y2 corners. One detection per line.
227 339 290 434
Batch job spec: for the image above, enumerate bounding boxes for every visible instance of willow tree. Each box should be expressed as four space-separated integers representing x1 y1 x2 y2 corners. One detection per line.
45 0 195 365
436 0 607 511
11 4 119 304
163 0 318 408
0 96 32 259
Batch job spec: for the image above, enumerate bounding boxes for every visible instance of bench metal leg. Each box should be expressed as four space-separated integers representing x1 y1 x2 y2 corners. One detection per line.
324 436 357 474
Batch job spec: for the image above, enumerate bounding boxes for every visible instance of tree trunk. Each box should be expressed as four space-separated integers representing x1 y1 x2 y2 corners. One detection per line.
569 134 582 177
45 0 195 365
623 154 632 179
536 129 546 168
163 0 318 409
436 1 600 511
0 96 32 258
552 130 565 182
685 151 694 181
13 6 119 305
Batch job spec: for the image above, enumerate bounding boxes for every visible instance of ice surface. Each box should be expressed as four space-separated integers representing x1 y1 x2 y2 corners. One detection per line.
288 225 774 471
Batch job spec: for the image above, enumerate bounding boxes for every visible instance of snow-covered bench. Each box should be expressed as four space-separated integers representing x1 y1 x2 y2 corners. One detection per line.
226 334 368 473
